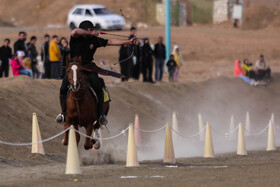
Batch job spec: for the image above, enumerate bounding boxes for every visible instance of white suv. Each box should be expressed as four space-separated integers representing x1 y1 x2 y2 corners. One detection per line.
67 4 126 30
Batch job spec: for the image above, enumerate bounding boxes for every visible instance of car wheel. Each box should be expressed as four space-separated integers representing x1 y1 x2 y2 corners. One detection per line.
69 22 76 30
95 23 101 30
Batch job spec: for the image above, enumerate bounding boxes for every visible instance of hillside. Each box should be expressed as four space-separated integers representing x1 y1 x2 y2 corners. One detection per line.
0 0 159 27
1 0 280 28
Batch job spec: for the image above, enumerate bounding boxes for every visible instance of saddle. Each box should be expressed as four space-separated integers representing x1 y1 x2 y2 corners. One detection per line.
85 76 111 103
88 85 111 103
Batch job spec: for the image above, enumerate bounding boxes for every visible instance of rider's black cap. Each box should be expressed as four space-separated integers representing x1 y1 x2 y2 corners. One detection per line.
79 20 96 30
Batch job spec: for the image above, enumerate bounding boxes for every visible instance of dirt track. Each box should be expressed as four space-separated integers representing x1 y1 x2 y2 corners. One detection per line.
2 150 280 187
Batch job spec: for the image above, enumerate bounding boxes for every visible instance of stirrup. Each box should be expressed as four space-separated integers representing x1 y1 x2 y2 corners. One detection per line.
55 113 65 125
99 115 108 126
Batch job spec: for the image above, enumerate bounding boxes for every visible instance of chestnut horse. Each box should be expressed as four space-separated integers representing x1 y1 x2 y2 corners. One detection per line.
62 56 109 150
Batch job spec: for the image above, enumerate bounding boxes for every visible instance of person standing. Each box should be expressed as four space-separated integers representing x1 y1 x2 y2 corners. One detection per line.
119 44 130 81
41 34 50 79
59 37 70 78
27 36 40 78
14 31 27 54
172 45 183 81
132 39 142 80
128 26 136 40
166 55 177 82
49 35 61 79
154 36 166 82
141 38 154 83
0 38 12 78
127 26 137 79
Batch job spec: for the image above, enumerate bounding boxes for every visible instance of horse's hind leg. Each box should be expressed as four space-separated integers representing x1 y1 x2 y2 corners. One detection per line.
84 125 94 150
93 128 101 150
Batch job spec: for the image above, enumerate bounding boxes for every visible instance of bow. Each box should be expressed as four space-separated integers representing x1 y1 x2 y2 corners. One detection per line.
116 9 138 65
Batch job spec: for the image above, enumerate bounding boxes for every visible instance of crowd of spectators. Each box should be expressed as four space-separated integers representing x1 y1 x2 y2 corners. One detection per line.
119 27 183 83
234 54 271 86
0 31 70 79
0 28 184 82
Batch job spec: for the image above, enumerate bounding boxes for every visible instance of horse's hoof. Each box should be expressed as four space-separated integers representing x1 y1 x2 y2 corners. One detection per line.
90 139 96 145
93 140 101 150
84 143 93 150
62 139 68 146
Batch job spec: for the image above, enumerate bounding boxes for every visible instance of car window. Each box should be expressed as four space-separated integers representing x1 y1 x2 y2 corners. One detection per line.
85 9 92 16
93 8 113 15
73 8 83 15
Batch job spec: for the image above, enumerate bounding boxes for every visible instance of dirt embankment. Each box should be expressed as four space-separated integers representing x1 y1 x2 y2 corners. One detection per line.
0 75 280 166
1 75 280 186
243 5 280 30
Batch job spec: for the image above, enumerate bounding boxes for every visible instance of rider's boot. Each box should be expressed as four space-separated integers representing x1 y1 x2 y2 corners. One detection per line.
97 91 108 126
56 94 67 124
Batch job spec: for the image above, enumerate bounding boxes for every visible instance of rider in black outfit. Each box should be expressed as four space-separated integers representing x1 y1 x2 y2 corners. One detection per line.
56 20 135 126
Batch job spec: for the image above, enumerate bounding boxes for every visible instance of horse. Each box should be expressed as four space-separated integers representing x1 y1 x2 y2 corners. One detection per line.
62 56 110 150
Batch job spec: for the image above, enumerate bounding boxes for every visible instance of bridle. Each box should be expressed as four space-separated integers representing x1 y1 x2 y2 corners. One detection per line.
68 62 83 93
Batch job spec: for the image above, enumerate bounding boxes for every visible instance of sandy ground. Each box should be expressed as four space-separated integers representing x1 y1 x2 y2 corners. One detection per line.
1 149 280 187
1 25 280 186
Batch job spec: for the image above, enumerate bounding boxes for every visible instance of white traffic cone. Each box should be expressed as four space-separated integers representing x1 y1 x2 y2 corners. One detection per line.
245 111 250 136
172 112 180 142
163 123 176 164
266 120 276 151
65 125 81 174
198 113 204 141
126 124 139 167
204 122 214 158
271 113 275 126
229 115 235 139
134 114 142 147
237 123 247 155
31 113 45 155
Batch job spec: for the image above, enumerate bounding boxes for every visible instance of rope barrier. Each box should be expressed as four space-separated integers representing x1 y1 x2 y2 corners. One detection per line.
171 125 207 139
0 121 274 146
245 123 270 136
134 124 168 133
74 126 130 141
224 125 240 136
275 126 280 129
210 124 240 137
210 127 229 137
0 127 71 146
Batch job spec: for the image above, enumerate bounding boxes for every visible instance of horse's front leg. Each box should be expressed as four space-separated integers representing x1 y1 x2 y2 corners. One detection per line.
84 124 94 150
62 122 71 146
74 125 80 145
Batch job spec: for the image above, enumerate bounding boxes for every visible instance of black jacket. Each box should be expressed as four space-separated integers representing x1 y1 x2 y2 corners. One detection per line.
0 45 12 67
27 43 38 65
154 43 166 59
141 44 153 67
41 42 50 62
166 59 177 71
14 39 27 54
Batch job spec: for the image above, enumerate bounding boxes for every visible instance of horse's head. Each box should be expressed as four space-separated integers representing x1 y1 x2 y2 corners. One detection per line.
67 56 83 92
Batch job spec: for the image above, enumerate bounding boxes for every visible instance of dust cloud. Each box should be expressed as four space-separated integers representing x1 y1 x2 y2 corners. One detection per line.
80 78 280 164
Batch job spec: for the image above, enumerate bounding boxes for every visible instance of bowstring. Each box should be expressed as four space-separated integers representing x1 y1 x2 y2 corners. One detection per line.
96 27 135 68
94 9 136 69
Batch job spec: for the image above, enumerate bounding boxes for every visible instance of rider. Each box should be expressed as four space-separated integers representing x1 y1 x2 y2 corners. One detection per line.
56 20 135 125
